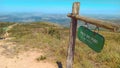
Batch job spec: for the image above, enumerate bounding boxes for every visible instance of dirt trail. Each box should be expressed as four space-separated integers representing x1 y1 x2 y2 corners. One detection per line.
0 24 56 68
0 50 56 68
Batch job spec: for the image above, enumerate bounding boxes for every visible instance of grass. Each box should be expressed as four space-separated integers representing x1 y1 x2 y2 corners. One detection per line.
36 55 47 61
0 22 14 37
5 22 120 68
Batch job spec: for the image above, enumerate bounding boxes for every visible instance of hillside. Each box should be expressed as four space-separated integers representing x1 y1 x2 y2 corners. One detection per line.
0 22 120 68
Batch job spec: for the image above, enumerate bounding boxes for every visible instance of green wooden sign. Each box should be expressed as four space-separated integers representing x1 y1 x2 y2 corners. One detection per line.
78 26 105 52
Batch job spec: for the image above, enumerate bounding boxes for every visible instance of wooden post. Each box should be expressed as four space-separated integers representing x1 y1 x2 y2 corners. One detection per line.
67 13 120 32
66 2 80 68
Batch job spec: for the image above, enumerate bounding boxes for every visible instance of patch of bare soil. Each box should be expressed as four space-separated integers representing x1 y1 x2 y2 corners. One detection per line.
0 50 56 68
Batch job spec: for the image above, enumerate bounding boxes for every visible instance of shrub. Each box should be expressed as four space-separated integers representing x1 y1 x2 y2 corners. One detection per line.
36 55 46 61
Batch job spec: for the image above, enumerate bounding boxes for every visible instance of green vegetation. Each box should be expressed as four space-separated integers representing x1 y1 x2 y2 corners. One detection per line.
4 22 120 68
36 55 47 61
0 22 14 37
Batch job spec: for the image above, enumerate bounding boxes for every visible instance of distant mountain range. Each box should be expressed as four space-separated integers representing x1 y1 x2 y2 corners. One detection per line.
0 13 120 26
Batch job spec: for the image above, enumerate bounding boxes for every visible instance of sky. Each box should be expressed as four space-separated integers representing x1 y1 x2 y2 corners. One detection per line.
0 0 120 15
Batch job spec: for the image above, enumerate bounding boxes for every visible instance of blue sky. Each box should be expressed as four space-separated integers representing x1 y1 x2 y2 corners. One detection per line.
0 0 120 15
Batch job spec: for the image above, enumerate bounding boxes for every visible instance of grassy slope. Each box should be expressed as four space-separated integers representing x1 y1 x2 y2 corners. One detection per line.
0 22 14 37
4 22 120 68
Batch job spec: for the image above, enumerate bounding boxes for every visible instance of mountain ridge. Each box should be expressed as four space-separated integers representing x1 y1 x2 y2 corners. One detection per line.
0 13 120 26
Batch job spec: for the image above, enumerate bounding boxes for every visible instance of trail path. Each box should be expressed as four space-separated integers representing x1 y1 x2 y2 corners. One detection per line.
0 24 56 68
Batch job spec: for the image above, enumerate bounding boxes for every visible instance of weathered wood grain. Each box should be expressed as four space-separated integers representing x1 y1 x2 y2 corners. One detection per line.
66 2 80 68
68 13 120 32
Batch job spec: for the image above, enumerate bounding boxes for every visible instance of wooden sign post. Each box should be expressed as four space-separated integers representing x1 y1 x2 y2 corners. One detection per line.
66 2 80 68
66 2 120 68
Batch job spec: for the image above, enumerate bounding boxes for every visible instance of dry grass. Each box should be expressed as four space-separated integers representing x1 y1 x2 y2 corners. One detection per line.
7 22 120 68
